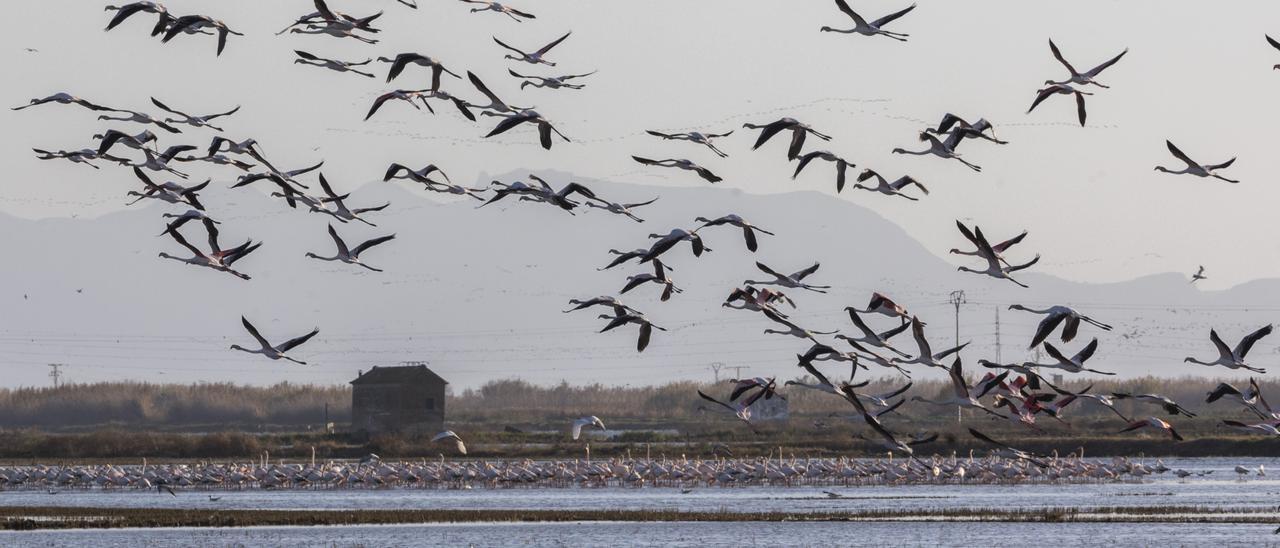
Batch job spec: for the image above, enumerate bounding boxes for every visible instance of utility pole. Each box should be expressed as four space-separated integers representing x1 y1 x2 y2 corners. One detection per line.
726 366 746 381
994 307 1002 364
710 362 724 383
47 364 64 389
948 291 966 425
948 290 967 348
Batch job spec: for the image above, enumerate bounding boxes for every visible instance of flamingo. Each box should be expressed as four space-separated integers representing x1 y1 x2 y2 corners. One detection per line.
910 358 1008 418
745 262 829 293
1033 338 1114 375
1008 303 1112 348
952 221 1027 267
955 225 1039 287
295 50 375 78
645 130 733 157
620 259 682 302
585 196 659 223
743 118 831 160
820 0 916 41
1154 141 1239 183
632 156 721 184
12 92 119 112
509 69 596 90
926 113 1006 145
461 0 535 22
230 317 319 365
694 214 773 252
103 2 169 34
1184 325 1272 374
484 110 570 150
1044 39 1128 88
851 169 928 201
1120 417 1183 441
892 132 981 172
792 150 855 192
149 97 239 131
305 224 395 272
158 218 260 280
597 311 666 352
431 431 468 454
834 308 911 358
1112 393 1197 418
378 53 460 88
642 229 709 262
761 308 837 342
892 316 969 369
493 32 571 66
160 14 243 56
1027 83 1090 126
851 293 911 324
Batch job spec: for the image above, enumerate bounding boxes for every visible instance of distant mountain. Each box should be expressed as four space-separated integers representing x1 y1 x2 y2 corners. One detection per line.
2 171 1277 389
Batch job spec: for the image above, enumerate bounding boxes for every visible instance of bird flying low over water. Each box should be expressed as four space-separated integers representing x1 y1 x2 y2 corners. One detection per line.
1120 416 1184 441
431 431 468 454
571 416 606 440
968 428 1050 468
1112 393 1197 418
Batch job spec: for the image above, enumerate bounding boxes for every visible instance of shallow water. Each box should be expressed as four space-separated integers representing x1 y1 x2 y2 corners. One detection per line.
1 457 1276 515
2 521 1277 548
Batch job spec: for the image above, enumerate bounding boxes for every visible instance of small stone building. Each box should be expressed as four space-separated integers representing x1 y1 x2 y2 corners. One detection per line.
350 365 447 434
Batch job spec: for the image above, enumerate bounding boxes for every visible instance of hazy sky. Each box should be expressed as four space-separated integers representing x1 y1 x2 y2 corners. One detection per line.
3 1 1280 388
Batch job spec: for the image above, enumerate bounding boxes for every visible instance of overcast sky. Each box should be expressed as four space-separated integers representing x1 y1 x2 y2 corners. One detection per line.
2 1 1280 388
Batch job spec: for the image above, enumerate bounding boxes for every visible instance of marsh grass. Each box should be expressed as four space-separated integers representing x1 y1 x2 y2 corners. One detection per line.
1 505 1276 530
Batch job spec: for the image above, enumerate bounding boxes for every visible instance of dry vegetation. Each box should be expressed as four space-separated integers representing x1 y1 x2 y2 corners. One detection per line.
0 376 1274 459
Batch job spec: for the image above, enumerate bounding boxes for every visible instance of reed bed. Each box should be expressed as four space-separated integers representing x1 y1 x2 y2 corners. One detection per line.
1 505 1276 530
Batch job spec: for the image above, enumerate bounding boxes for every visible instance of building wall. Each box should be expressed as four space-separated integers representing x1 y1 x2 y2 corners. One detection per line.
352 381 445 434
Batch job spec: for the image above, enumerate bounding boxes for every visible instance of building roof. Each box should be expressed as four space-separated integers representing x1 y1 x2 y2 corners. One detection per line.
350 365 448 386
